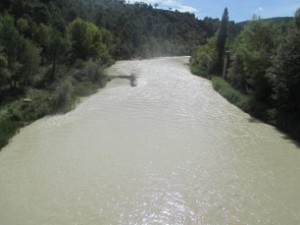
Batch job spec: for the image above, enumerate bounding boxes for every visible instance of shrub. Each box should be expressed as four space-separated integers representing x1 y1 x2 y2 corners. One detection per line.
227 53 247 91
190 52 213 77
0 116 18 149
51 78 74 111
82 60 106 84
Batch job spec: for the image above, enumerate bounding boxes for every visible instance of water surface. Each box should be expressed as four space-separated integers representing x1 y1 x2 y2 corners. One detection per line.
1 57 300 225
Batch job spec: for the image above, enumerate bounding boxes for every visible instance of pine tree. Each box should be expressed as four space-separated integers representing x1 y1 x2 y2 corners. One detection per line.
214 7 229 74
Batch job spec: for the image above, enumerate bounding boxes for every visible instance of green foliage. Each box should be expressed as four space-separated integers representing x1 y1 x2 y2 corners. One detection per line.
267 27 300 113
190 9 240 78
82 60 106 84
63 0 206 58
32 23 51 49
0 51 10 89
46 27 70 82
0 13 40 88
33 3 50 24
207 8 300 140
214 8 229 73
69 18 111 62
190 34 218 77
51 79 74 111
202 17 220 37
16 18 29 34
18 38 41 86
295 8 300 28
229 19 277 101
212 76 251 110
227 53 247 91
0 116 18 149
190 52 213 77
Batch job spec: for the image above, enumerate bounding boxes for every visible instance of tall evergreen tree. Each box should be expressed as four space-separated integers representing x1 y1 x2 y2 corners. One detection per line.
296 8 300 29
214 7 229 74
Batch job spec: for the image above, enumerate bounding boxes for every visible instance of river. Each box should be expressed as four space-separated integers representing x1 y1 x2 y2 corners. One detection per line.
0 57 300 225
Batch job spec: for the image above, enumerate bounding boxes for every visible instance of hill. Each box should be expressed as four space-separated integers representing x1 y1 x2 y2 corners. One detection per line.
1 0 212 59
238 16 293 27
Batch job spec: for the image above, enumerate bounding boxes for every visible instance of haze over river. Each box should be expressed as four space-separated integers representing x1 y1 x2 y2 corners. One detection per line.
1 57 300 225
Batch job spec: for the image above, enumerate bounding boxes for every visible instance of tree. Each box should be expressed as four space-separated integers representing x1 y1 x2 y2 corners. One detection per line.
69 18 111 62
229 19 276 101
190 34 217 76
267 12 300 113
0 14 23 88
0 13 40 88
32 23 51 50
33 3 50 24
0 50 10 91
214 7 229 74
16 18 29 35
295 8 300 29
17 38 41 86
69 18 97 59
227 53 247 91
47 27 69 82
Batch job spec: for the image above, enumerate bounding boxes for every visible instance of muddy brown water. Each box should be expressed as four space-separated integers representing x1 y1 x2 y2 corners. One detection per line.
0 57 300 225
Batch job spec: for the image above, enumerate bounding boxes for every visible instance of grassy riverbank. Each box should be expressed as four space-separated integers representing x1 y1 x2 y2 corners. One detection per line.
211 76 274 119
0 60 109 149
211 76 251 111
206 75 300 141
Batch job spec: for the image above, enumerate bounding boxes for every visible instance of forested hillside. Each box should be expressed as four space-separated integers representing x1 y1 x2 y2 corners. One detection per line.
1 0 210 60
191 8 300 141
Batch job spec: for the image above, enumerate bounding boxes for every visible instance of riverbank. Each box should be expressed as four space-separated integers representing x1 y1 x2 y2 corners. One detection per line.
0 60 110 150
199 74 300 142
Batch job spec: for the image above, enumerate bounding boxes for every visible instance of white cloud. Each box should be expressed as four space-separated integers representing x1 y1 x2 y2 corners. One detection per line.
255 6 265 12
127 0 198 14
253 6 265 16
127 0 166 4
175 5 198 13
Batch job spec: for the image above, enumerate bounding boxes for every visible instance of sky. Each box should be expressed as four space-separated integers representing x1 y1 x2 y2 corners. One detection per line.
127 0 300 22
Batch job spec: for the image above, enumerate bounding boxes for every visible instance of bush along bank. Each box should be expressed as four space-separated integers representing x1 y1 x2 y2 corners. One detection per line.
211 76 300 141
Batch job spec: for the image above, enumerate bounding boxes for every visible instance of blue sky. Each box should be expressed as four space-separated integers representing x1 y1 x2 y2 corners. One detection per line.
127 0 300 22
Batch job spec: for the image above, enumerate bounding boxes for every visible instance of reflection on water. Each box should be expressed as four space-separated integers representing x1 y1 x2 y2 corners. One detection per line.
0 57 300 225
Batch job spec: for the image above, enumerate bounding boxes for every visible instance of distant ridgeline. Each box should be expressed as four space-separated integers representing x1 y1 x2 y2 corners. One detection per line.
238 17 294 27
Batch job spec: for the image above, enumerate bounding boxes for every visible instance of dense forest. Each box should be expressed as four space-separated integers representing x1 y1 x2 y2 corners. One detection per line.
191 8 300 141
0 0 222 148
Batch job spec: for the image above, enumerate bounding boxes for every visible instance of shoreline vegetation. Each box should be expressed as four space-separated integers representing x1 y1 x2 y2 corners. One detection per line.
190 8 300 142
0 60 110 149
210 76 300 143
211 76 300 143
0 59 137 149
